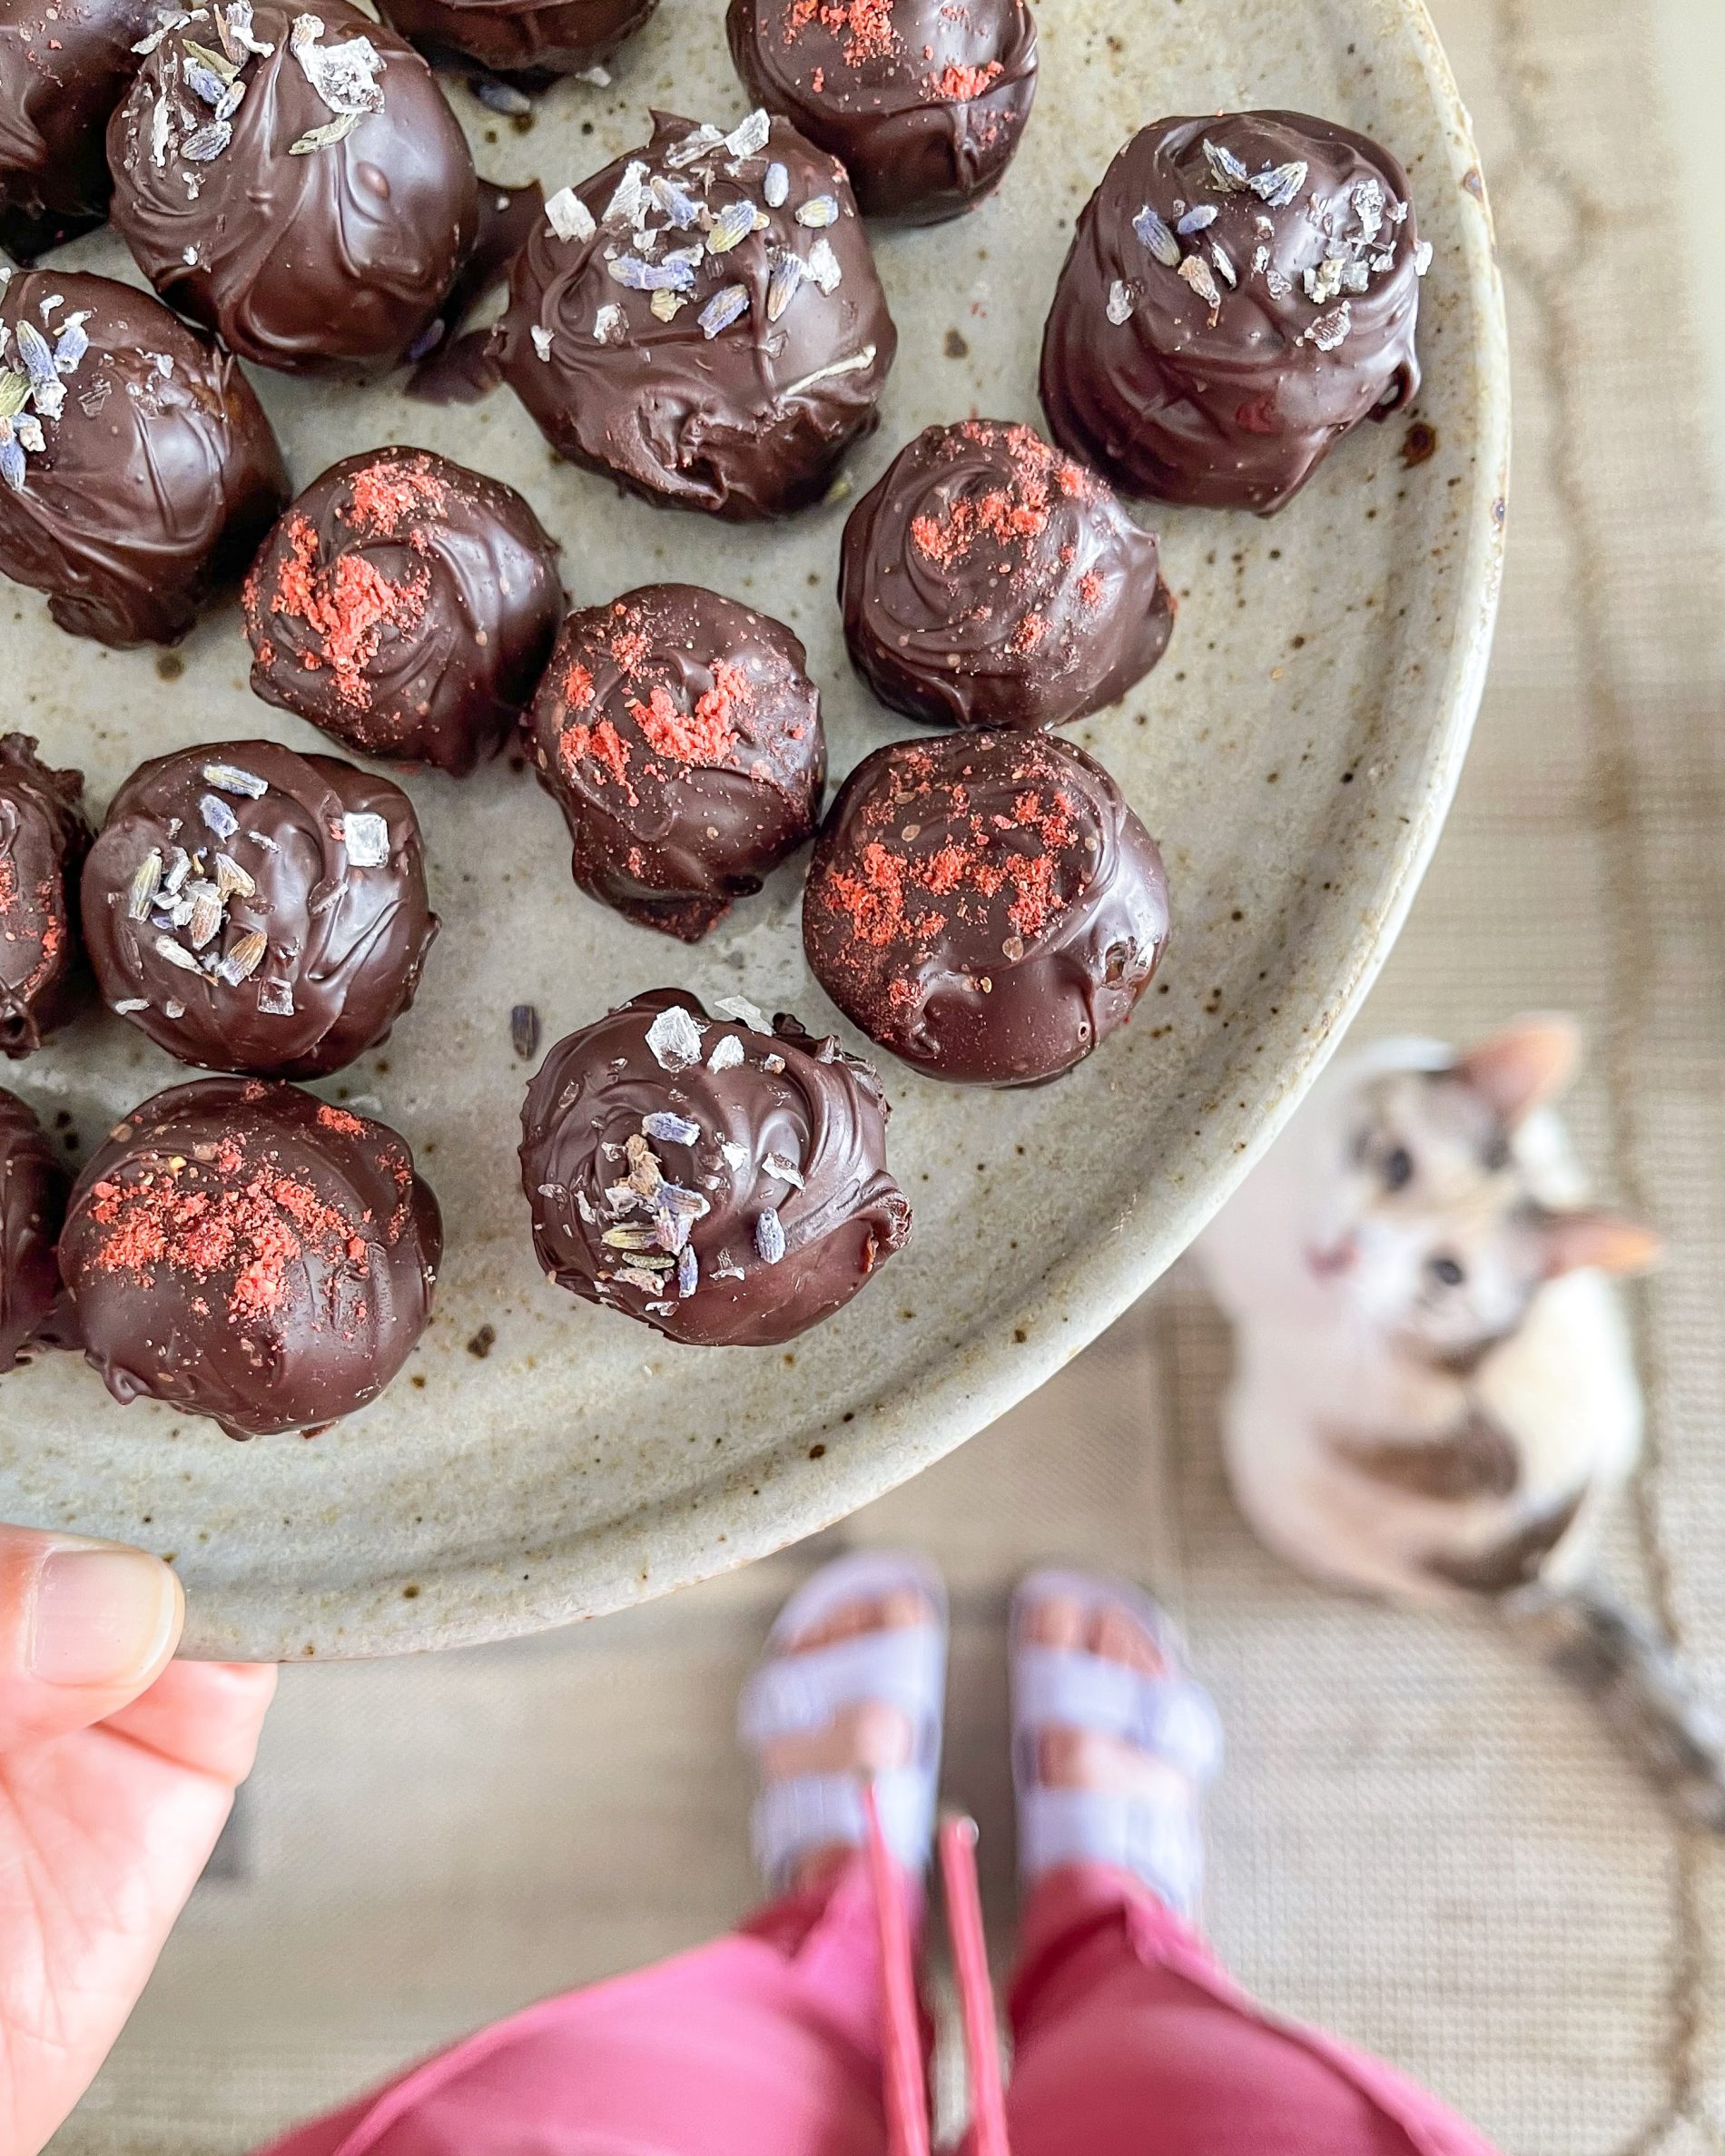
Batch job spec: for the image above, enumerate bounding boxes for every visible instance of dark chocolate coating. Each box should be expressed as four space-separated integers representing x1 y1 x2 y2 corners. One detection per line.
840 418 1174 732
1040 111 1425 514
803 729 1168 1086
520 987 911 1345
0 733 92 1056
378 0 655 82
245 447 564 777
0 270 288 647
494 108 897 520
525 583 825 941
0 0 152 259
60 1077 441 1436
82 738 439 1078
108 0 478 375
725 0 1035 224
0 1084 68 1364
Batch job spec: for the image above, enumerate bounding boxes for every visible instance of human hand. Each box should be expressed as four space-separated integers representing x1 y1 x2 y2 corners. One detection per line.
0 1527 275 2156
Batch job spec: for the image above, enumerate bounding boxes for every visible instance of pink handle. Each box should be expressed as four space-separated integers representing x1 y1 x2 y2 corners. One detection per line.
863 1779 932 2156
940 1815 1011 2156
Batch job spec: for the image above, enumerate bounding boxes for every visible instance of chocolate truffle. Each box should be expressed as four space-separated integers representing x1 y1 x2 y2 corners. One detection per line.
803 730 1168 1086
725 0 1036 224
520 987 911 1346
245 448 564 777
82 739 439 1078
377 0 655 83
1040 111 1427 514
108 0 478 375
525 584 825 941
0 733 92 1055
60 1077 441 1436
840 418 1174 732
0 1085 68 1365
494 107 897 520
0 0 152 260
0 269 288 647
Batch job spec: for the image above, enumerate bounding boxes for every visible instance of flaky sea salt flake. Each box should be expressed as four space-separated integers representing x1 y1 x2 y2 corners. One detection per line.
804 235 842 293
724 107 770 159
1304 301 1353 350
645 1003 705 1070
290 13 385 116
715 993 771 1034
665 123 723 169
341 811 389 866
545 185 596 242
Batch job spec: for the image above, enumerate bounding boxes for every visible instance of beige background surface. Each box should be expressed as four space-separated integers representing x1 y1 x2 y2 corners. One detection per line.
51 0 1725 2148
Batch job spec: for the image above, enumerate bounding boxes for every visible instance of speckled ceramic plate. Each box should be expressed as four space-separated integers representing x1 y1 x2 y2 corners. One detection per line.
0 0 1507 1659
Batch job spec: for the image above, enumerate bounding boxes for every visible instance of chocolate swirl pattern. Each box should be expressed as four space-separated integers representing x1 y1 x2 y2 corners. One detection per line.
520 988 912 1346
0 1085 69 1366
0 732 92 1057
494 108 897 520
245 448 565 777
377 0 656 82
82 739 439 1078
0 271 289 647
0 0 153 258
1040 110 1426 514
60 1077 441 1436
725 0 1036 224
524 583 826 941
803 730 1169 1087
108 0 478 374
840 418 1175 732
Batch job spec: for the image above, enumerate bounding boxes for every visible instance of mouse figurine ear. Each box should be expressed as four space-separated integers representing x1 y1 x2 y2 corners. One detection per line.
1542 1208 1665 1279
1454 1012 1582 1128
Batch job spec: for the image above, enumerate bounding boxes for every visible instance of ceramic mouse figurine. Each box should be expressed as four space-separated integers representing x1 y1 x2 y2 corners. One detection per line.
1197 1013 1725 1827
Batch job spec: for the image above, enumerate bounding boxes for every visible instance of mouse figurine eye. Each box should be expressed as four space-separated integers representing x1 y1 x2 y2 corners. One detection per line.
1428 1254 1465 1287
1380 1145 1414 1192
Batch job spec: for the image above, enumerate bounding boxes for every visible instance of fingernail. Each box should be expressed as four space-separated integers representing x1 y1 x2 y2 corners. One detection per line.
30 1544 182 1688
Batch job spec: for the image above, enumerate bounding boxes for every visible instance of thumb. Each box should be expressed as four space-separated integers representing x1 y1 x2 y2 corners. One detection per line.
0 1525 184 1749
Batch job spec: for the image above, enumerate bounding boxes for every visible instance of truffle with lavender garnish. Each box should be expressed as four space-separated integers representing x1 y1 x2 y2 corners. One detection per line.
245 448 564 777
59 1077 441 1436
0 269 288 647
377 0 655 84
724 0 1036 224
839 418 1175 731
803 729 1168 1086
524 583 825 941
0 733 92 1057
107 0 478 375
0 0 153 259
1040 111 1428 514
519 987 911 1346
493 107 897 520
0 1085 69 1365
81 739 438 1078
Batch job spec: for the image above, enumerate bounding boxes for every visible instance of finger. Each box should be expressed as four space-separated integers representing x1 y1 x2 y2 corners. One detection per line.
0 1526 183 1751
103 1660 278 1786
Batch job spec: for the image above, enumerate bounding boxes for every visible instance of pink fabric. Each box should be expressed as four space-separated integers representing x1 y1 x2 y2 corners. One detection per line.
259 1861 1501 2156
